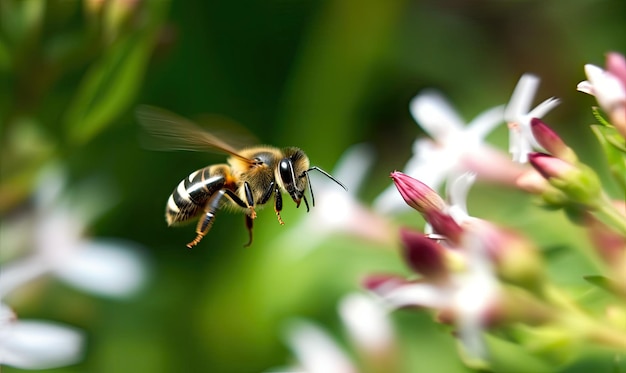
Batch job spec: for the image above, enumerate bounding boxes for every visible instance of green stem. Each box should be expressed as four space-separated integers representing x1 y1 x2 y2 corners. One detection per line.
591 193 626 237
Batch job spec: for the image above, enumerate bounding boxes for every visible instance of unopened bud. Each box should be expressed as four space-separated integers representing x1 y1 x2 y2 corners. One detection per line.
528 153 601 206
530 118 578 163
400 228 449 282
390 171 446 214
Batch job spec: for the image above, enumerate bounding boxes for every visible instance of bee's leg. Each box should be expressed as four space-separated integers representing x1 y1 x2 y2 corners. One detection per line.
274 187 284 225
187 189 227 248
243 214 254 247
259 181 275 204
243 181 257 219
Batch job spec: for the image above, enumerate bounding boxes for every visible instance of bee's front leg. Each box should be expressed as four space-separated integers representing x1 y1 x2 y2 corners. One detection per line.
274 187 284 225
259 181 283 225
242 181 258 219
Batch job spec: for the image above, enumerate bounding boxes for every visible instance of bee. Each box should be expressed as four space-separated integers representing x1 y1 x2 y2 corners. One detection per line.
136 106 347 248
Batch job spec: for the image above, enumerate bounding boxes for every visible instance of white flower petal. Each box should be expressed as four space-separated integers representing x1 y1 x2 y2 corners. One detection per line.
528 97 560 119
410 90 466 140
504 74 539 121
453 232 498 360
380 283 450 309
0 258 49 299
583 63 626 110
576 80 593 95
465 105 505 141
54 240 148 298
329 143 375 194
338 293 393 355
446 172 476 221
284 320 357 373
0 320 84 369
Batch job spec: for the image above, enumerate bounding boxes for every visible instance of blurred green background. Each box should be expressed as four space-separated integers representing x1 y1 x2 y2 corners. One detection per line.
1 0 626 372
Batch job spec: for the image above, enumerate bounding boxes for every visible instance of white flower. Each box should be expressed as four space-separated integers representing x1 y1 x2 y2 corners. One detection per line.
577 56 626 137
373 230 497 361
339 293 394 357
0 303 84 369
578 64 626 112
504 74 560 163
280 293 395 373
373 90 506 215
0 165 148 299
283 319 357 373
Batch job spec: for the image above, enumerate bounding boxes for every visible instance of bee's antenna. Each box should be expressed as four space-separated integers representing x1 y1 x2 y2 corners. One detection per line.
302 166 348 207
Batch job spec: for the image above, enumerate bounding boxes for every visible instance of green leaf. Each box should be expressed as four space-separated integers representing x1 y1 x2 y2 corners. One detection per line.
63 1 168 144
63 32 152 144
591 125 626 189
583 275 619 294
592 106 613 128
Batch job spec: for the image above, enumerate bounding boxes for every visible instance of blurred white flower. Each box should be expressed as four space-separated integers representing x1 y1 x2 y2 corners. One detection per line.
284 319 357 373
338 293 396 369
577 53 626 137
0 164 148 299
0 302 84 370
281 293 396 373
374 90 510 215
504 74 560 163
277 144 395 257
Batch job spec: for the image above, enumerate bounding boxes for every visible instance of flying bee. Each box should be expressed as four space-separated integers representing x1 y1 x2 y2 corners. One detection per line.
136 105 347 248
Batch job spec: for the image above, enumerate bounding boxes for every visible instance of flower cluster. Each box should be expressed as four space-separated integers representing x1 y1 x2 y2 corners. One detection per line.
365 52 626 370
280 52 626 372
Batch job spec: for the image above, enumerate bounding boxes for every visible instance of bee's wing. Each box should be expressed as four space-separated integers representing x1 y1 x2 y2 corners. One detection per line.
136 105 255 164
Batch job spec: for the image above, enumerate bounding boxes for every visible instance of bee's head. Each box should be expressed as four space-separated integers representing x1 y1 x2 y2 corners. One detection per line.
276 147 347 212
277 148 310 208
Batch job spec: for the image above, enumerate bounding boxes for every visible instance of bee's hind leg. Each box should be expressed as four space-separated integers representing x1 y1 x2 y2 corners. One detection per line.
187 190 227 248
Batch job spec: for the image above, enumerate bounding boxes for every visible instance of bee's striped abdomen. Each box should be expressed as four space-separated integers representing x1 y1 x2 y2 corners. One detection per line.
166 167 226 225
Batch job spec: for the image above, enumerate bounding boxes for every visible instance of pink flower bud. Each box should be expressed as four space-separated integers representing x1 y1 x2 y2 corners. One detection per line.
400 228 449 282
390 171 446 214
528 153 577 180
530 118 577 163
528 153 601 206
424 209 464 244
362 274 411 294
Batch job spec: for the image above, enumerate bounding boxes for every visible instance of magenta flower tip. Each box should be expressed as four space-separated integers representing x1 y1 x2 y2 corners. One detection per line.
390 171 445 214
400 227 448 280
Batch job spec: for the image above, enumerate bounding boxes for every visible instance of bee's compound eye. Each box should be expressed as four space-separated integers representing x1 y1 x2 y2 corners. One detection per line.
279 159 295 185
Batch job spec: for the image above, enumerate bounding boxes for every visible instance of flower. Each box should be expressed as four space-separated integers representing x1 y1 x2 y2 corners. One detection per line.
504 74 561 163
280 293 396 373
0 302 84 369
374 90 520 215
0 165 148 300
367 230 499 363
370 172 500 362
577 52 626 138
283 319 357 373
